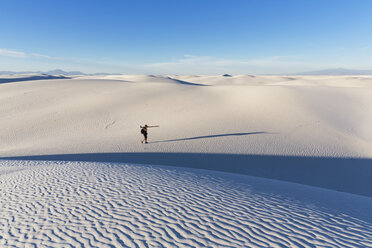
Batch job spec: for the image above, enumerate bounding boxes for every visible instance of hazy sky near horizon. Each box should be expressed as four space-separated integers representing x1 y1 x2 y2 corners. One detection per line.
1 0 371 74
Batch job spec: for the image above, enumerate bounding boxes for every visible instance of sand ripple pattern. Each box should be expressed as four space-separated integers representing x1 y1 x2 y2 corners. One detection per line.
0 160 371 248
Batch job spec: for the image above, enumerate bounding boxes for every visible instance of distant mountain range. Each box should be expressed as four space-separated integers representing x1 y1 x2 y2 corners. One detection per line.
293 68 372 75
2 68 372 76
0 69 117 76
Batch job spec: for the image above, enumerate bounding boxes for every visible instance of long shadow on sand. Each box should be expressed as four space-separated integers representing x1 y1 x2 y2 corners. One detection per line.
2 152 371 198
151 132 266 143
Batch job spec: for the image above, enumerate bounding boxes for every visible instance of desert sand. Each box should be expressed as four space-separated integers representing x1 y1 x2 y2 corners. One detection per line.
1 74 372 247
1 74 371 157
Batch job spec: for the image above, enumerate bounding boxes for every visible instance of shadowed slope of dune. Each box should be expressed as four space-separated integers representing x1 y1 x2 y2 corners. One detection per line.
166 76 208 86
0 74 71 84
3 152 372 197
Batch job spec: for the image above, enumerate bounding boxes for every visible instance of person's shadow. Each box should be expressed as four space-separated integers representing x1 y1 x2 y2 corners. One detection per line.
150 132 266 144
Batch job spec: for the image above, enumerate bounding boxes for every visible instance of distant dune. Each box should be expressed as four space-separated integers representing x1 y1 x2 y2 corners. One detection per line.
293 68 372 75
0 69 115 76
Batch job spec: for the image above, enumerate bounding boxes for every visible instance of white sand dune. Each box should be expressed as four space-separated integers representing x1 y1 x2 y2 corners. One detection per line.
1 160 371 247
1 74 372 195
1 74 372 247
1 74 371 157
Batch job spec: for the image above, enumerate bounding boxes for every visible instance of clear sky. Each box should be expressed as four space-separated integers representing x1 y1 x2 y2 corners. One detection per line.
1 0 371 74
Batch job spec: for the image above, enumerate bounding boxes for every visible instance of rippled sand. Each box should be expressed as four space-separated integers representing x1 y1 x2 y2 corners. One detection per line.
1 160 371 247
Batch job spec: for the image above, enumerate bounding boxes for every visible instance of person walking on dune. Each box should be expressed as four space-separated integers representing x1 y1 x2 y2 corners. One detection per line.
140 124 159 144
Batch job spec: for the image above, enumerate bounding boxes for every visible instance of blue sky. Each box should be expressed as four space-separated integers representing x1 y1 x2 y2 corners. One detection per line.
0 0 371 74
